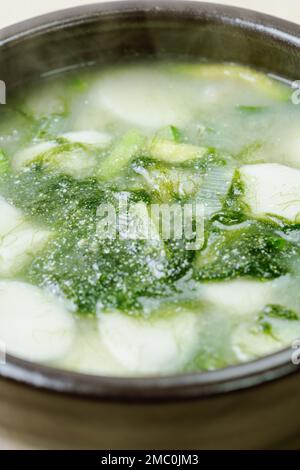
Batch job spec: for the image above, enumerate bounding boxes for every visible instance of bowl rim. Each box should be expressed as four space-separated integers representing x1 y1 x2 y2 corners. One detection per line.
0 0 300 402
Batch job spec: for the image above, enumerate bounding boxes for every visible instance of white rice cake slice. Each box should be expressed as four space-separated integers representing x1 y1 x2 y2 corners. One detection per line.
60 130 111 147
0 196 51 276
200 279 274 316
0 281 74 362
232 316 300 362
0 195 24 233
91 67 198 130
12 141 57 171
59 320 127 376
239 163 300 223
13 140 98 180
98 309 200 375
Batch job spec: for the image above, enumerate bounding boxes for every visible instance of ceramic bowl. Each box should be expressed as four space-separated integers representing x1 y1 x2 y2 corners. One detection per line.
0 1 299 449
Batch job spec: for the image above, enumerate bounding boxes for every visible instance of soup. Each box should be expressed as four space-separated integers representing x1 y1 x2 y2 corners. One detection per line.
0 61 299 376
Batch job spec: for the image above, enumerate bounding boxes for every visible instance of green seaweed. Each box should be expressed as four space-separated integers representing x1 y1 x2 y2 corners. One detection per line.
258 304 299 338
194 221 299 281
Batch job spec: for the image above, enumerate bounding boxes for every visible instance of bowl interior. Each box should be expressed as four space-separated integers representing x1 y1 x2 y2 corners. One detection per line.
1 1 300 89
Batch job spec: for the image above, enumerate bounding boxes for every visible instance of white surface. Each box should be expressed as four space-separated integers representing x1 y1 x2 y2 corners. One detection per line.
0 0 299 29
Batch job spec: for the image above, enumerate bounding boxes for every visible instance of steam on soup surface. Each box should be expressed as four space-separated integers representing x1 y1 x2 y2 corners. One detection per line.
0 61 300 376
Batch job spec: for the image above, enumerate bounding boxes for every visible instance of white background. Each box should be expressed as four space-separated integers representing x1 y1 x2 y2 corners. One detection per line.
0 0 300 28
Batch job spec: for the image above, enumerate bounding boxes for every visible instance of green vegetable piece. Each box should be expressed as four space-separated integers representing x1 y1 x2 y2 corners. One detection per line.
70 77 88 92
194 221 299 281
195 163 235 217
170 63 290 101
28 225 169 314
134 164 203 202
155 125 182 143
0 149 9 175
236 105 267 113
259 304 299 321
257 304 299 339
0 166 105 228
12 169 171 313
149 139 207 164
170 125 182 143
97 130 144 181
236 142 264 164
41 142 98 180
